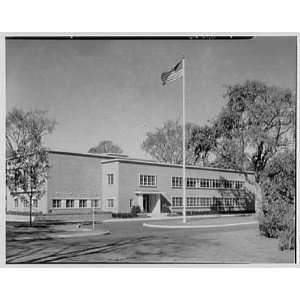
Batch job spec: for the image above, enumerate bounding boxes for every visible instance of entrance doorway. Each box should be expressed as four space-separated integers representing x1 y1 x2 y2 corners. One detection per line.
137 193 162 216
143 194 151 213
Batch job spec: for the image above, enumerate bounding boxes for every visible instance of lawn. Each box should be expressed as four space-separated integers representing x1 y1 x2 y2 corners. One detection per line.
6 216 295 264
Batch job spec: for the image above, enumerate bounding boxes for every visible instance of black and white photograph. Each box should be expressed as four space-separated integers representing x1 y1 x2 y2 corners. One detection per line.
4 34 297 264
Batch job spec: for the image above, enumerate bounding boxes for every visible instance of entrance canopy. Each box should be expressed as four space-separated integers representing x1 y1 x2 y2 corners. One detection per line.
135 191 170 215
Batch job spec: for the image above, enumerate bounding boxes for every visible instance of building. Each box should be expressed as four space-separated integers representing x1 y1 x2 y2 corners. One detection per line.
6 150 260 217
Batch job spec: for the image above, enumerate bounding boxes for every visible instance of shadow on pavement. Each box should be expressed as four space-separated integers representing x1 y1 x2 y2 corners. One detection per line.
7 236 155 264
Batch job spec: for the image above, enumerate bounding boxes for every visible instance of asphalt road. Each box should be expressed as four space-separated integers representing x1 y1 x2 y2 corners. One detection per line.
6 216 295 264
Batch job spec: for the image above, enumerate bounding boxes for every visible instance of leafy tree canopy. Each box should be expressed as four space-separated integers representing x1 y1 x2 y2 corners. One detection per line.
141 120 198 165
258 150 295 249
6 107 56 226
6 108 56 157
212 80 295 181
88 140 123 154
188 124 217 166
261 150 295 206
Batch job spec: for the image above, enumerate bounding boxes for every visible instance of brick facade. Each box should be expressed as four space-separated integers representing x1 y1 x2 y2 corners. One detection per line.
6 150 261 216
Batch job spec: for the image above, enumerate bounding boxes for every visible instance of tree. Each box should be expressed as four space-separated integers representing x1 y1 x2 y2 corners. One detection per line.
259 150 295 250
141 120 198 165
88 140 123 154
6 108 56 226
212 80 295 182
188 124 217 166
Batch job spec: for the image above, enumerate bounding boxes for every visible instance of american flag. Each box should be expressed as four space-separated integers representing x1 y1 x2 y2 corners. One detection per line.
161 59 183 85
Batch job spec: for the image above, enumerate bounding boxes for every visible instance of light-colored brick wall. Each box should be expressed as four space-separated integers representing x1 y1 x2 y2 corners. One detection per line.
116 161 259 213
47 152 103 212
101 162 119 213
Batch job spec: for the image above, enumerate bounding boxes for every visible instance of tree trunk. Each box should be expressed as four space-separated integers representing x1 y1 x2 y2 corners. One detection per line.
29 194 32 227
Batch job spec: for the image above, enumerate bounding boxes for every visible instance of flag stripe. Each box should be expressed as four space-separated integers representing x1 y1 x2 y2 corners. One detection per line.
166 70 183 81
161 59 183 85
162 70 183 84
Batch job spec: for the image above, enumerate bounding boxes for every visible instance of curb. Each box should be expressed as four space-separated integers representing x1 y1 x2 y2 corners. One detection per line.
142 221 258 229
102 213 254 223
103 213 254 223
50 230 110 239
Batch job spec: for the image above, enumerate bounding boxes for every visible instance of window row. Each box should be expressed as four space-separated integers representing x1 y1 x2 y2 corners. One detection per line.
51 199 116 209
171 196 247 207
172 177 244 190
14 196 38 208
139 174 157 187
52 199 101 209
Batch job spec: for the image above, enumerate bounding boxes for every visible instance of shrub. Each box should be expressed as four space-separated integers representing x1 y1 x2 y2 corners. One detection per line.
279 225 295 251
258 150 295 250
112 212 138 218
131 205 141 216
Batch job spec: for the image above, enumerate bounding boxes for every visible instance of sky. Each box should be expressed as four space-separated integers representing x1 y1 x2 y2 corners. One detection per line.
6 36 297 159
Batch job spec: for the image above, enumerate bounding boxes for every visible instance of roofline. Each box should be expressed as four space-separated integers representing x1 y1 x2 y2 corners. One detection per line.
100 158 255 175
7 149 130 160
48 150 127 159
8 149 255 175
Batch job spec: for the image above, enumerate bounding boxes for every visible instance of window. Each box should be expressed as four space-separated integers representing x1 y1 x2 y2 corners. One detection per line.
172 176 182 188
79 200 87 208
32 199 38 208
107 199 114 208
211 179 217 188
172 197 182 207
108 174 114 185
91 200 99 208
52 199 61 208
215 180 221 188
14 198 18 208
222 180 232 189
200 178 209 188
139 174 157 187
235 181 244 189
186 178 196 188
66 199 75 208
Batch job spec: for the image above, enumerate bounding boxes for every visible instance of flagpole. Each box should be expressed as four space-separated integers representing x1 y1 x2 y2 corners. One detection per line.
182 57 186 224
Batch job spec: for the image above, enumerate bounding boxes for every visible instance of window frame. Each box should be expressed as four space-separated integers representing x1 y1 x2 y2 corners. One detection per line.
66 199 75 208
14 197 18 208
106 198 114 208
79 199 87 208
139 174 157 187
107 174 114 185
52 199 61 208
91 199 100 208
32 198 38 208
171 176 183 188
171 196 183 207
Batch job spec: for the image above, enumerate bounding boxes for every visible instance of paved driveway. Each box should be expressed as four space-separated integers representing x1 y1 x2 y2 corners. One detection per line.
6 216 295 264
